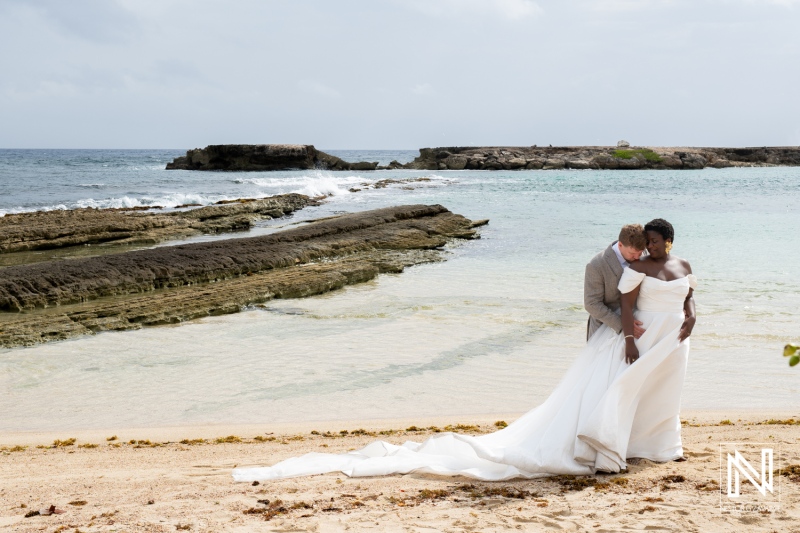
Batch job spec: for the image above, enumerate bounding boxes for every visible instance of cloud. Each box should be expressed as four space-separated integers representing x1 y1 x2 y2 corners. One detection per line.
589 0 677 12
1 0 798 148
709 0 800 6
401 0 542 20
1 0 139 43
411 83 433 95
748 0 800 5
493 0 542 19
150 59 207 84
588 0 800 12
298 80 341 99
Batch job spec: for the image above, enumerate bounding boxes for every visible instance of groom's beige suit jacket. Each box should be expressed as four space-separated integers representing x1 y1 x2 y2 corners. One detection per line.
584 242 625 340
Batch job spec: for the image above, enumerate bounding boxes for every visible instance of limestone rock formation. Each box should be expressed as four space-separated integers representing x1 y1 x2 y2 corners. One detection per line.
167 144 800 173
0 194 315 256
0 205 488 347
402 146 800 171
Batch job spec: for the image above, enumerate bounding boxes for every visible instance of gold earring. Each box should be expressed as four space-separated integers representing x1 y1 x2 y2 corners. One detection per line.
665 242 673 254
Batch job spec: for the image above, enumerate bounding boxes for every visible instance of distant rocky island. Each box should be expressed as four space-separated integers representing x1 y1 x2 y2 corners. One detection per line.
166 143 800 172
166 144 382 171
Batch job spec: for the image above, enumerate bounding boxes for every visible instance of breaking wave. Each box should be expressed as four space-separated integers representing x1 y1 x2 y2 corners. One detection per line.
0 193 264 216
231 171 363 197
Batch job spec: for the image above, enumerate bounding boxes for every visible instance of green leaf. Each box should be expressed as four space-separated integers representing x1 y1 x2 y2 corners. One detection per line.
784 344 799 357
790 355 800 367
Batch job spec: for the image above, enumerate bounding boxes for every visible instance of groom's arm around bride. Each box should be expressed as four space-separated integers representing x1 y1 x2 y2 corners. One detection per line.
584 224 648 341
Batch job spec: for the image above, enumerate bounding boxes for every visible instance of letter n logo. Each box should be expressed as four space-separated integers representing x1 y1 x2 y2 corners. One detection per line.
727 448 773 497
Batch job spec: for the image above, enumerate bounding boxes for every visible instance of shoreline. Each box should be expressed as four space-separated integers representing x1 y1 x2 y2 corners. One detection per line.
2 410 797 532
2 409 796 447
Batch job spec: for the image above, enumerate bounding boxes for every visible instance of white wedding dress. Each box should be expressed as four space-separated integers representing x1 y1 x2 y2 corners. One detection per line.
233 268 697 482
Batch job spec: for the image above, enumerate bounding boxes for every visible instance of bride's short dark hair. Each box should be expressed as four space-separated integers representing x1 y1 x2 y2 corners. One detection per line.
619 224 647 250
645 219 674 242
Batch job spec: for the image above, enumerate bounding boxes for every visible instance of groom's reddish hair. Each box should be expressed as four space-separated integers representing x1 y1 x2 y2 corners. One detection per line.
619 224 647 250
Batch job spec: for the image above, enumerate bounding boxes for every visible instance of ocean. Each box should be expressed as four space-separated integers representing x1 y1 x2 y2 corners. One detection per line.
1 149 798 432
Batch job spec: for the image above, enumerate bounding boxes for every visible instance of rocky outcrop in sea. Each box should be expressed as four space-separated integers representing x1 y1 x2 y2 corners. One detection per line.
166 144 379 171
0 205 487 347
403 146 800 171
166 144 800 172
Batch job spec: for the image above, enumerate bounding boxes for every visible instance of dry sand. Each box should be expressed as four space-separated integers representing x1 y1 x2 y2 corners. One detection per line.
1 411 798 532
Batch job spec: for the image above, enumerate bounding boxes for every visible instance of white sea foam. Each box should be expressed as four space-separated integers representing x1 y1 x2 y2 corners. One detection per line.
0 193 267 215
232 172 453 198
0 204 69 217
233 171 366 194
291 176 353 197
0 172 454 217
75 196 157 209
230 171 367 198
74 193 245 210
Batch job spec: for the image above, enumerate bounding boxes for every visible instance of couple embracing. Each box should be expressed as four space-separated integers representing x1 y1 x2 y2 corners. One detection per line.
234 219 696 481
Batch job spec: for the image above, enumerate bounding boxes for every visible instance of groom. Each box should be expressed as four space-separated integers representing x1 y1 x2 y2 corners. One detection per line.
584 224 648 340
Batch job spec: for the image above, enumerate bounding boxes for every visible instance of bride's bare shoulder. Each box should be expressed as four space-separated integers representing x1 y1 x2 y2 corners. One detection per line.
671 256 692 274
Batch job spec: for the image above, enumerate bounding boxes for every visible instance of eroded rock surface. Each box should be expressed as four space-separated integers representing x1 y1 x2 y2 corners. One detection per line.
0 194 315 254
403 146 800 171
0 205 487 347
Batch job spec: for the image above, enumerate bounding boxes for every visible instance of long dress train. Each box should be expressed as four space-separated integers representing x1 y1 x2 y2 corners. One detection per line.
233 269 697 482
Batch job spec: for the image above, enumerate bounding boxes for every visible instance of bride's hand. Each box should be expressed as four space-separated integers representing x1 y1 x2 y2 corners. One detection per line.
625 339 639 364
679 316 696 342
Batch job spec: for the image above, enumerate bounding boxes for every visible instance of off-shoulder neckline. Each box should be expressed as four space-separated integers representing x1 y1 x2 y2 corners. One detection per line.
641 275 691 283
623 267 694 283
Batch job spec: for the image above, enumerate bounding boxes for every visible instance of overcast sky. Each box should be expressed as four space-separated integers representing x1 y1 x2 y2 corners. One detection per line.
1 0 798 149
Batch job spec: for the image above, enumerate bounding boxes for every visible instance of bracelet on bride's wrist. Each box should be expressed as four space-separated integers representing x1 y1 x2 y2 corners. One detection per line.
624 335 634 340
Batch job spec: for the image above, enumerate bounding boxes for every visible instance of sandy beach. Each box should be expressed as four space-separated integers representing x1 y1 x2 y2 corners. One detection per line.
1 410 797 532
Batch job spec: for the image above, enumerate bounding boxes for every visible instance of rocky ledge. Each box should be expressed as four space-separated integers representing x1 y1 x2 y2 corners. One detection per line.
404 146 800 171
0 194 315 263
0 205 487 347
166 144 380 171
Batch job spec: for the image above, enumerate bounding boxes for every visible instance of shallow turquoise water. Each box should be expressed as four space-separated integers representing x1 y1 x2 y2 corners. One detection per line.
1 151 798 431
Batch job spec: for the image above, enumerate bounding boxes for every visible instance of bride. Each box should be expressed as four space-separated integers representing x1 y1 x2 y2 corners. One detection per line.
233 218 696 482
